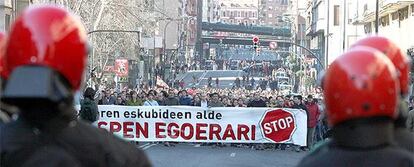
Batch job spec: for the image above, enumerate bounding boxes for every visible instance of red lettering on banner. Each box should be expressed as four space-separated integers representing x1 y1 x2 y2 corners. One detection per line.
167 122 180 139
136 122 149 138
99 121 257 142
97 121 107 129
251 125 256 140
222 124 236 140
123 122 134 138
237 124 249 140
110 122 122 133
209 124 222 140
196 123 208 140
181 123 194 140
155 122 166 138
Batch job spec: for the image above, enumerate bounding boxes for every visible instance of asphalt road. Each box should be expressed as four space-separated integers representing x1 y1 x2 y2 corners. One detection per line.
139 143 307 167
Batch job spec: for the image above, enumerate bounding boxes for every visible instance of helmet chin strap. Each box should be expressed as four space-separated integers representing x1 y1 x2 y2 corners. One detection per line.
1 66 76 124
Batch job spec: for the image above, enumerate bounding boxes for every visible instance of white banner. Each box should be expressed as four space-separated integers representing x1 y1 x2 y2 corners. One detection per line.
88 106 308 146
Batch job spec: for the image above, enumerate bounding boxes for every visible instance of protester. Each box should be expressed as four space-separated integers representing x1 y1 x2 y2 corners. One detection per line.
248 93 267 107
115 95 126 105
192 95 201 106
276 96 285 107
292 95 309 152
163 89 180 106
144 93 159 106
199 93 209 108
178 90 192 106
126 91 143 106
99 89 116 105
304 95 320 149
232 98 244 107
208 77 212 88
79 87 99 123
157 91 167 106
208 93 224 107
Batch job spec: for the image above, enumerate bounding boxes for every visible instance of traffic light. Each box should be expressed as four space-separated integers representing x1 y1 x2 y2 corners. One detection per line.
253 36 259 50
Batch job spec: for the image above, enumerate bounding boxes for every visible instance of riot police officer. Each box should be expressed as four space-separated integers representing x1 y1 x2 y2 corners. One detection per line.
351 36 414 153
0 31 13 124
0 5 151 167
297 46 414 167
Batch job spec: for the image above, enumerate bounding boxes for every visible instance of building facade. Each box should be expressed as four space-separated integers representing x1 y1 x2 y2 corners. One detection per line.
219 1 259 25
305 0 364 67
259 0 289 26
0 0 29 32
360 0 414 53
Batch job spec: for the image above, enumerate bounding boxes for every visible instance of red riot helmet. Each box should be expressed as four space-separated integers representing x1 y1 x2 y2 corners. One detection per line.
323 46 400 126
4 5 88 91
351 36 411 96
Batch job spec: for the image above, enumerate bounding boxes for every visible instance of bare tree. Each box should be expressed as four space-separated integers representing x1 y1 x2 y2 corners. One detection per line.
31 0 166 87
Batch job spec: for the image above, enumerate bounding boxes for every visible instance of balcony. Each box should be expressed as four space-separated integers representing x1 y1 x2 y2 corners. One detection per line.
362 0 414 22
306 22 315 35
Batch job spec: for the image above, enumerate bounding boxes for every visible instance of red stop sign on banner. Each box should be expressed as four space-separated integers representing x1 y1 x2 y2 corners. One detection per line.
260 109 296 143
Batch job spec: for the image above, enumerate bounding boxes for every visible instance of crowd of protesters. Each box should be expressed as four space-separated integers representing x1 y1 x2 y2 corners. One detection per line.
79 85 328 151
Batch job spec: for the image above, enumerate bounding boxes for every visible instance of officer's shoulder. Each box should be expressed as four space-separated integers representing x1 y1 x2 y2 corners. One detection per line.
71 121 151 165
308 139 332 157
297 141 331 167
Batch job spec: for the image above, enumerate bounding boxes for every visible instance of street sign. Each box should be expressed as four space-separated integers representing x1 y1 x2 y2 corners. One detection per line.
260 109 296 143
269 42 277 49
104 66 114 72
117 76 128 82
114 59 129 77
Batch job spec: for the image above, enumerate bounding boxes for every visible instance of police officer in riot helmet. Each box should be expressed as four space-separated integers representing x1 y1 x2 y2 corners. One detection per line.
297 46 414 167
0 31 15 125
0 6 151 167
351 36 414 153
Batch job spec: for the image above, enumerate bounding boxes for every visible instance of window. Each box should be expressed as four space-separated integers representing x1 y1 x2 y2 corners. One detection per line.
392 12 398 20
334 5 340 26
222 11 225 17
399 6 408 21
5 14 10 32
364 22 372 34
411 4 414 13
380 15 389 26
238 11 241 17
253 12 256 17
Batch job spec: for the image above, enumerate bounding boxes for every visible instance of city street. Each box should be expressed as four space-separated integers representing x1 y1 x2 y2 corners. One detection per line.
139 143 307 167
